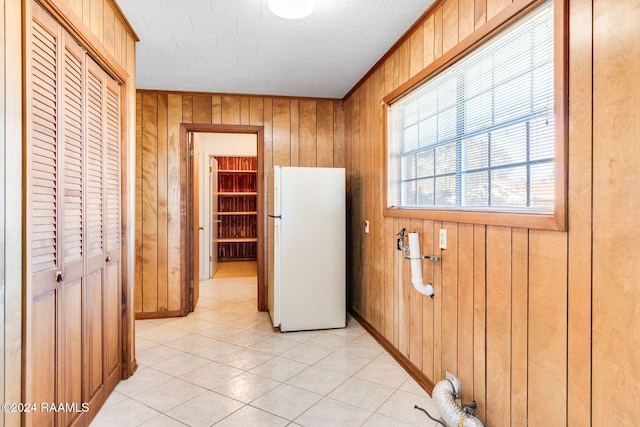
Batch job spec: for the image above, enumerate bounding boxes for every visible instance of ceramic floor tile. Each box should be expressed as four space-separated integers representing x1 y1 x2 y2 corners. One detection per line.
214 405 289 427
354 360 410 388
314 352 371 376
115 366 173 397
336 339 385 360
137 325 189 344
136 337 159 352
163 333 215 353
279 343 333 365
294 397 372 427
286 366 349 396
89 398 159 427
328 377 395 412
165 391 243 427
361 413 418 427
399 376 430 397
94 272 440 427
251 384 322 421
249 356 309 382
218 329 270 347
305 332 353 351
152 352 213 377
376 389 441 426
179 361 244 390
216 348 275 371
133 378 207 413
136 345 185 367
188 340 243 361
138 414 188 426
248 336 300 355
100 390 128 409
213 372 280 403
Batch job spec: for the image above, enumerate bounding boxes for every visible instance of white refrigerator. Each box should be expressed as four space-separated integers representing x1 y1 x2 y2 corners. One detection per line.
268 166 346 332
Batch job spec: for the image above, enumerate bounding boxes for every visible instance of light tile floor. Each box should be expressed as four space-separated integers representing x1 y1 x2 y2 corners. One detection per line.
91 267 442 426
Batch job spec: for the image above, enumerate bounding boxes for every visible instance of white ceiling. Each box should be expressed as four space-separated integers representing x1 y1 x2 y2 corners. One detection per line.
117 0 435 99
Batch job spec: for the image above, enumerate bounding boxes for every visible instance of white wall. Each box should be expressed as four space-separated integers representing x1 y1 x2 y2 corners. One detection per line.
195 133 257 279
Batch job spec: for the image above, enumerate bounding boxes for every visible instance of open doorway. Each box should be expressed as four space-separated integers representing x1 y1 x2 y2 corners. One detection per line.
196 134 258 280
180 124 266 314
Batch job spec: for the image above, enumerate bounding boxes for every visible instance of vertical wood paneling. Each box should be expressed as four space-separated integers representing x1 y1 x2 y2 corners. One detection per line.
167 94 182 312
316 100 334 167
183 96 193 123
442 0 459 53
240 96 250 125
485 226 511 427
156 94 168 311
272 98 291 167
434 7 443 59
383 217 395 340
299 100 317 167
408 219 423 368
333 101 345 168
440 222 458 380
136 91 342 317
249 96 264 125
473 225 487 418
193 95 212 123
421 220 436 380
410 26 424 77
486 0 512 21
102 0 114 54
398 218 411 355
475 0 487 28
89 0 103 42
459 0 475 41
567 0 593 424
592 2 640 424
457 223 474 401
222 95 240 124
527 231 567 426
141 94 158 312
510 228 528 425
290 99 300 166
134 92 143 313
423 15 435 68
211 95 222 124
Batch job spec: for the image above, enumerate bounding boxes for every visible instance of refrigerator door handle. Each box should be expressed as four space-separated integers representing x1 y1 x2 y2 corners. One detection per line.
268 215 282 219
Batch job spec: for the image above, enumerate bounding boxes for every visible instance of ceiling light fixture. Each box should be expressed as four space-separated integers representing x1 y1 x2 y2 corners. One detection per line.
268 0 315 19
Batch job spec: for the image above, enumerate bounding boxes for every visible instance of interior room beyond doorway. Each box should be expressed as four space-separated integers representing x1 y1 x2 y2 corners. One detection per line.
194 132 258 282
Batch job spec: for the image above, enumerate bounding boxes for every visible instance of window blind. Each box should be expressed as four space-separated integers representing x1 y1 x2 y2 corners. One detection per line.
388 0 554 213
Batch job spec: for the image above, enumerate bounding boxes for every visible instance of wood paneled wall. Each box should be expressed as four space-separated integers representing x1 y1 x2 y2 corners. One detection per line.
1 1 136 425
135 92 345 315
345 0 639 425
2 1 23 425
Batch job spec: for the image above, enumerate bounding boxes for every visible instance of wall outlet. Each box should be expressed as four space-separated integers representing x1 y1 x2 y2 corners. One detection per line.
446 371 461 399
439 229 447 250
364 220 370 234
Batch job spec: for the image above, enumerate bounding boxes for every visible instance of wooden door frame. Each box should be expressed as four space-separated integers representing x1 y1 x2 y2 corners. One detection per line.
180 124 266 314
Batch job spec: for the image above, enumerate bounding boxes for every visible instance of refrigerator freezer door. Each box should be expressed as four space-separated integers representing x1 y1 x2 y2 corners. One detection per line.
279 167 346 332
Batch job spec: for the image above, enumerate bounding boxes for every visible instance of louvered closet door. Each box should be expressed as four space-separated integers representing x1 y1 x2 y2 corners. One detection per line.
85 57 107 403
104 76 122 386
26 1 123 425
26 5 62 426
60 31 85 427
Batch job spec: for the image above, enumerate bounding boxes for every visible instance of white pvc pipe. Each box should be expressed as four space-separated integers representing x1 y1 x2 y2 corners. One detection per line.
407 232 434 297
433 380 484 427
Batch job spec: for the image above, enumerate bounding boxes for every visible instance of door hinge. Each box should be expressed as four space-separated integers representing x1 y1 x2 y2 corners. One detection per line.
209 255 212 261
189 149 194 157
190 279 194 289
209 166 212 173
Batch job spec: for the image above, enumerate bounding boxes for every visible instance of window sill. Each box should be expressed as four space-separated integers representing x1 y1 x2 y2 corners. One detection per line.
383 206 566 231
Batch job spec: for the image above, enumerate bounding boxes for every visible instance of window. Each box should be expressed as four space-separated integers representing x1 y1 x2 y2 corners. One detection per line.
387 0 557 221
